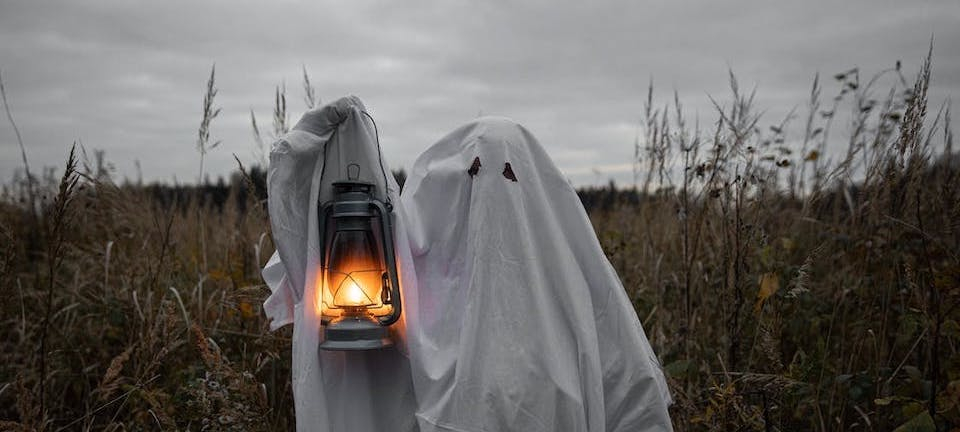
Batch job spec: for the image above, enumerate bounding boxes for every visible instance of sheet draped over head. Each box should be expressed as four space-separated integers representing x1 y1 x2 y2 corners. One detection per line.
261 96 419 432
263 100 672 431
399 117 673 431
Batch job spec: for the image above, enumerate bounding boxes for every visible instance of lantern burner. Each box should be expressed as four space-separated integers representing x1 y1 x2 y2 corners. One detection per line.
321 314 393 351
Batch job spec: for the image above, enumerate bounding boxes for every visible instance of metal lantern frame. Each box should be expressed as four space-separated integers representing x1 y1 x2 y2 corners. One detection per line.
317 179 402 351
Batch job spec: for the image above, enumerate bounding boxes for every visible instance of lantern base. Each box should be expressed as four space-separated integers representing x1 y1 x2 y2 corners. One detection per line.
319 314 393 351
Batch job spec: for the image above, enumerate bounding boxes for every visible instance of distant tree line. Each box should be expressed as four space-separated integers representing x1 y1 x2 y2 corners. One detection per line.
137 166 646 215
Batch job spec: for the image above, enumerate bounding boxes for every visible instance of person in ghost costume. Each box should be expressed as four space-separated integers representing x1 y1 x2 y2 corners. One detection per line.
263 97 672 431
398 117 674 431
261 96 419 432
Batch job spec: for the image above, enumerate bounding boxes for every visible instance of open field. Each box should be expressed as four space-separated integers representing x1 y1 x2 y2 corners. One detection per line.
1 50 958 430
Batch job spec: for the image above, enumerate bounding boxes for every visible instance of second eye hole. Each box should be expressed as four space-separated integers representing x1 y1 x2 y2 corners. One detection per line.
502 163 517 182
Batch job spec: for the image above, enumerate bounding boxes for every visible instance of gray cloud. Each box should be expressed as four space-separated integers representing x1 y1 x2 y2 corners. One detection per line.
1 0 957 186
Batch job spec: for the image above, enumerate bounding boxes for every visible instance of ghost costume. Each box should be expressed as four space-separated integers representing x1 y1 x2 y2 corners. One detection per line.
263 99 672 431
261 96 419 432
399 117 673 431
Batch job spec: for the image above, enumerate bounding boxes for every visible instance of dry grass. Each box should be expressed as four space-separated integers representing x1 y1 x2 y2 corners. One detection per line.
1 52 957 430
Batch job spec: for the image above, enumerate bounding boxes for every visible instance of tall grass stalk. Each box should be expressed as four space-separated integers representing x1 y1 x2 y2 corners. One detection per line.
195 64 220 323
0 70 34 214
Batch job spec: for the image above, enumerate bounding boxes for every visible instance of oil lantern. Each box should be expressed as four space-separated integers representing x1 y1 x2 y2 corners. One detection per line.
317 178 402 350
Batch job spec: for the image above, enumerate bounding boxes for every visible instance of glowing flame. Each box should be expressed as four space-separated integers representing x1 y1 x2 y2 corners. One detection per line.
339 278 370 306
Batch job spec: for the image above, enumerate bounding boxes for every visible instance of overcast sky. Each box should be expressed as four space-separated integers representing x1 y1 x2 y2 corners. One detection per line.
0 0 957 186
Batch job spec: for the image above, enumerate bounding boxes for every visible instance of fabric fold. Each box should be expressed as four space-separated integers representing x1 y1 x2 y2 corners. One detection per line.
262 96 418 432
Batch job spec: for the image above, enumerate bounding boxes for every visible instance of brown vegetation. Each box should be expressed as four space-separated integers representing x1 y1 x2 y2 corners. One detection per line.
1 50 957 430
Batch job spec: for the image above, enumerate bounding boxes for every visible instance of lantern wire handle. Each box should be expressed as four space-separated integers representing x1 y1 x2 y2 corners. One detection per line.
361 110 393 208
310 108 393 208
